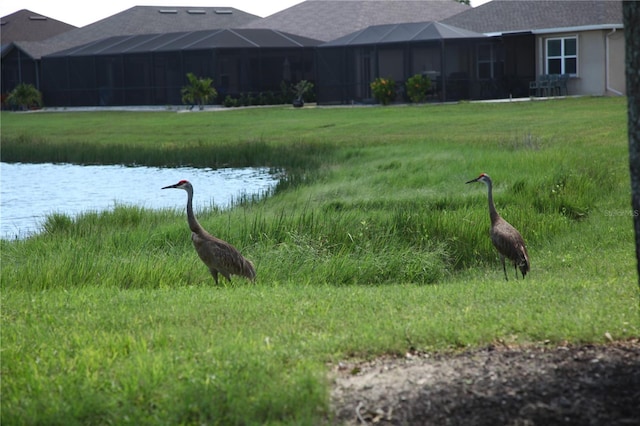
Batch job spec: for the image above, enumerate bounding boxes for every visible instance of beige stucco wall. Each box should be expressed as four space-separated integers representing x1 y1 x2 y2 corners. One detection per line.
535 28 625 97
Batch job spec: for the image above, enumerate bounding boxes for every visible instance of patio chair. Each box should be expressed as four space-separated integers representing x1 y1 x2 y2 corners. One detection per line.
529 79 539 96
529 74 549 97
542 74 558 97
557 74 570 96
529 76 541 96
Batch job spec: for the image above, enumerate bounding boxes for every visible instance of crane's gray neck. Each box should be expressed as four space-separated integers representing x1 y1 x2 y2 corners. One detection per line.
185 186 204 234
485 180 500 224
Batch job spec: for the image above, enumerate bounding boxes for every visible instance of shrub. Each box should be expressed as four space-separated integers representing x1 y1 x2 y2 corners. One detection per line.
262 91 278 105
223 95 239 108
370 77 396 105
6 83 43 110
405 74 432 103
280 81 294 104
239 92 253 106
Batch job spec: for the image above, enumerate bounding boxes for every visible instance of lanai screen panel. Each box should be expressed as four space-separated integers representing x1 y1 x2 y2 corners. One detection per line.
1 48 39 94
96 55 125 106
40 28 321 106
317 21 488 104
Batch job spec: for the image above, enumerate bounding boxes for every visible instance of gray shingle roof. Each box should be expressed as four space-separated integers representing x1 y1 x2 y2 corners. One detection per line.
242 0 471 42
322 21 486 46
11 6 262 59
1 9 76 44
443 0 622 34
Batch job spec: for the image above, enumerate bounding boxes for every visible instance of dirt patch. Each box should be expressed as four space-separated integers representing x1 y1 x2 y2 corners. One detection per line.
330 340 640 425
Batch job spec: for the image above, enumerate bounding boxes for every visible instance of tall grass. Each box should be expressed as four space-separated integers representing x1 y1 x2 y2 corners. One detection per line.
2 98 633 286
1 97 638 425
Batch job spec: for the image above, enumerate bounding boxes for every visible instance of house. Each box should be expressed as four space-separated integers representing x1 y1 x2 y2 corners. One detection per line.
7 1 470 107
1 1 626 107
442 0 625 97
315 0 624 104
1 6 262 101
1 9 76 95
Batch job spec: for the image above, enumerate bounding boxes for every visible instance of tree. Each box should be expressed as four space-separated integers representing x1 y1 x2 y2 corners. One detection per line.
181 73 217 110
6 83 43 110
623 1 640 286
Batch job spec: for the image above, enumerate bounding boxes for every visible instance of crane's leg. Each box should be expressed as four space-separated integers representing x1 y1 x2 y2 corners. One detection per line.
209 268 220 285
500 255 508 281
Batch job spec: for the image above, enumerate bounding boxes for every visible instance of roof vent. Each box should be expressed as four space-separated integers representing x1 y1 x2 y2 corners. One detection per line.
29 16 47 21
159 9 178 14
187 10 206 14
214 10 233 15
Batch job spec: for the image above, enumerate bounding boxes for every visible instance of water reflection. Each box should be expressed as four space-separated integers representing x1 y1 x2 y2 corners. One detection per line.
0 162 279 240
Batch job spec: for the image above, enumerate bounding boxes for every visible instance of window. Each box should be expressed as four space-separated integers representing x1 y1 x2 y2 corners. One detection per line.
546 36 577 75
477 44 504 80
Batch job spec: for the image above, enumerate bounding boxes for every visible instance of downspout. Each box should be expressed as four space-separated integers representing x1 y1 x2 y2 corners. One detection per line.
605 27 623 96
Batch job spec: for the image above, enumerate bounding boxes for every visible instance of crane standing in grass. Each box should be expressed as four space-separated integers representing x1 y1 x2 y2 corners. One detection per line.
466 173 530 280
162 180 256 284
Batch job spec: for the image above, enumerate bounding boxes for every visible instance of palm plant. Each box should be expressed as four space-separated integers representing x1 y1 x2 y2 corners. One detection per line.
181 73 217 110
7 83 43 110
292 80 314 107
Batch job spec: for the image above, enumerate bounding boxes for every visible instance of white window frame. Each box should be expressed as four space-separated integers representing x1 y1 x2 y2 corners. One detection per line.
545 36 578 76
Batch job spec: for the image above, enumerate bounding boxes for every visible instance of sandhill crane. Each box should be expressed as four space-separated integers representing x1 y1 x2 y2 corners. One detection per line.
162 180 256 284
466 173 530 280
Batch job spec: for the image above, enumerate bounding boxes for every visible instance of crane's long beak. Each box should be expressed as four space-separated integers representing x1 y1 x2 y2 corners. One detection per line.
465 177 479 184
162 183 179 189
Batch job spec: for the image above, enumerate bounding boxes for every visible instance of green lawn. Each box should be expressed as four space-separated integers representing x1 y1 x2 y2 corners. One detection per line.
1 97 638 425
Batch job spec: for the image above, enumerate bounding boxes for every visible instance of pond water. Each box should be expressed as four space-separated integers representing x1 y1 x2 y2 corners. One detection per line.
0 162 280 240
